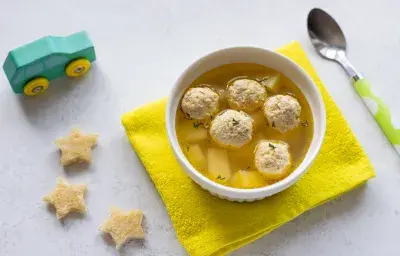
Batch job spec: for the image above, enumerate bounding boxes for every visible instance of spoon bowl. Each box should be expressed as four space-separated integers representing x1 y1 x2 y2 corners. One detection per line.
307 8 347 60
307 8 359 78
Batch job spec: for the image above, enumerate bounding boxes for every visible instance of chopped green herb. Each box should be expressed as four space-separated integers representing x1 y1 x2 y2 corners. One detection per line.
269 143 276 149
216 175 226 180
187 146 190 152
239 166 251 172
275 104 281 110
259 76 273 83
206 138 212 143
301 121 309 127
232 118 239 126
193 121 203 129
210 115 214 121
271 122 276 128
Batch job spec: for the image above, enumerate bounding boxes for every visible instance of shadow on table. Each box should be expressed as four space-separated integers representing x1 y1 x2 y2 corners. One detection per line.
231 184 369 255
117 135 163 200
15 64 111 129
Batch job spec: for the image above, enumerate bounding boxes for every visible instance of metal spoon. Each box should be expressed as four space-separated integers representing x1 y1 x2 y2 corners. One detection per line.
307 8 400 155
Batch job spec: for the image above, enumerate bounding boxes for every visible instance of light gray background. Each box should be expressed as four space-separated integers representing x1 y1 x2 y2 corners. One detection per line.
1 0 399 255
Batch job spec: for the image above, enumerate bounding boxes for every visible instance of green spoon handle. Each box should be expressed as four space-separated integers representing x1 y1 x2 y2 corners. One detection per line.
354 78 400 154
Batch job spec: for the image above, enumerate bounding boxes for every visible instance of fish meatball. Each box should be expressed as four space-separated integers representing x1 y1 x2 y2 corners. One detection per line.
181 87 219 120
254 140 291 179
227 79 267 112
209 110 253 148
263 95 301 133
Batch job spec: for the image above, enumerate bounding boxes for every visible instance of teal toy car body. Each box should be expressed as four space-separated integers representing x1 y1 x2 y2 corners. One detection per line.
3 31 96 96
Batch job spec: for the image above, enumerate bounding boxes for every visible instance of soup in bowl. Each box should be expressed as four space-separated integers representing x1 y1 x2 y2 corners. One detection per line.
166 47 326 201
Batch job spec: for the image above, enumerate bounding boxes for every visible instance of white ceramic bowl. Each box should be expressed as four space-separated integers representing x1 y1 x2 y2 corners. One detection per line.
166 47 326 202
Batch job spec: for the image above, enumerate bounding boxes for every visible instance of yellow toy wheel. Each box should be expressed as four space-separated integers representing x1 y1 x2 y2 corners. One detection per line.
65 59 91 77
24 78 49 96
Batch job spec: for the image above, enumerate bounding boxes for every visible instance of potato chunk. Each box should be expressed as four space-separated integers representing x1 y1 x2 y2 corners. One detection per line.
260 74 281 93
207 148 232 182
230 170 268 188
177 121 208 143
186 128 207 143
187 144 207 171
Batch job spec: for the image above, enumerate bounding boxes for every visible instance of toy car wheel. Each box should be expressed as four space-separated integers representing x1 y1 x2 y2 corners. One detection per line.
65 59 91 77
23 78 49 96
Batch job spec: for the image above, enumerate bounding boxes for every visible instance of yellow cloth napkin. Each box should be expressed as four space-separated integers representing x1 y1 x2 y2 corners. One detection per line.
122 41 375 256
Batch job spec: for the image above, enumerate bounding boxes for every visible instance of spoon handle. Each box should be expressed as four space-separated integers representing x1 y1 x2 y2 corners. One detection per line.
354 79 400 154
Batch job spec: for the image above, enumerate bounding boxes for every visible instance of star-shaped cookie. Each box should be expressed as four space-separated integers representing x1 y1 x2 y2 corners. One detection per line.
43 177 87 219
55 128 98 166
100 207 145 249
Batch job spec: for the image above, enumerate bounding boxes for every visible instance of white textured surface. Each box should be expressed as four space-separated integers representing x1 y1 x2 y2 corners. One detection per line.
1 0 400 255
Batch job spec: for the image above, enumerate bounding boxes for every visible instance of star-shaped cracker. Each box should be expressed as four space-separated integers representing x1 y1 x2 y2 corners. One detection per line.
43 177 87 219
100 207 145 249
55 128 98 166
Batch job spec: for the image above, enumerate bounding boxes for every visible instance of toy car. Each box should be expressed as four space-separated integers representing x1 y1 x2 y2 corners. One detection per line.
2 31 96 96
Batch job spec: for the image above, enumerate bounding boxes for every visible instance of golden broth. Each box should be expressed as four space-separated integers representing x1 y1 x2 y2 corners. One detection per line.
176 63 313 189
